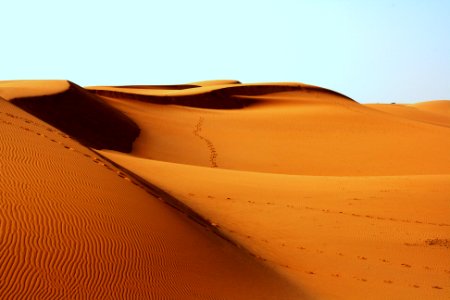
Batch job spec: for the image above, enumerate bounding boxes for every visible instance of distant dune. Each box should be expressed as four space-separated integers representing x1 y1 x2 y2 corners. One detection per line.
87 81 353 109
367 101 450 128
1 79 449 299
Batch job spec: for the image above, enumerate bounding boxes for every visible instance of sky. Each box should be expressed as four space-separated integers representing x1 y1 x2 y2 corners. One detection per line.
1 0 449 102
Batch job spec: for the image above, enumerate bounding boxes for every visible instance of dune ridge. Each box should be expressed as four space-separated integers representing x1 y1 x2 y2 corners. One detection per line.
87 81 354 109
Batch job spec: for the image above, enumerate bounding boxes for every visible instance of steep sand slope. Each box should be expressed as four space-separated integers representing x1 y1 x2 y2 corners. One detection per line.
99 152 450 300
4 81 139 152
367 101 450 128
0 98 302 299
98 88 450 176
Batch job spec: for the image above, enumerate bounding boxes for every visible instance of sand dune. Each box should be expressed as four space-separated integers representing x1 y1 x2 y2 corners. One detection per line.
411 100 450 116
367 101 450 128
0 97 301 299
99 152 450 300
97 86 450 176
1 79 449 299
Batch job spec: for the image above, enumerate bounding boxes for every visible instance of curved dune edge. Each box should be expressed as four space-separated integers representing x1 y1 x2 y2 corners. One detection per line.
189 79 242 86
87 81 354 109
9 82 140 152
0 80 69 100
0 99 304 299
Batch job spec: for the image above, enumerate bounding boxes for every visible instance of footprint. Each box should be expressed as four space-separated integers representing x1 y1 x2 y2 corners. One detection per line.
401 263 411 268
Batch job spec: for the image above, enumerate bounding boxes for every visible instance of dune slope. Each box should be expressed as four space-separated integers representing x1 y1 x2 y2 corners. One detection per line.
100 152 450 300
8 82 139 152
92 81 450 299
0 98 302 299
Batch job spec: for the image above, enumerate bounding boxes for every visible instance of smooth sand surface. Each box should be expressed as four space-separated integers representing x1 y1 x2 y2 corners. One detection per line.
0 94 302 299
1 80 449 299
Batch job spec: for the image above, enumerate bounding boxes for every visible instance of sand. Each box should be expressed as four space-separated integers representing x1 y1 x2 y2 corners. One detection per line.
0 89 301 299
1 80 449 299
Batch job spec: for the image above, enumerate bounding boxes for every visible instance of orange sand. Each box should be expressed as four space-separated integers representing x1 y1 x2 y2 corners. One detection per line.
1 80 449 299
0 87 301 299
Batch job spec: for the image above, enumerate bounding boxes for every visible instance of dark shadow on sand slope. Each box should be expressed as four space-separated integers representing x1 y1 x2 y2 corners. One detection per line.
11 82 140 152
88 84 354 109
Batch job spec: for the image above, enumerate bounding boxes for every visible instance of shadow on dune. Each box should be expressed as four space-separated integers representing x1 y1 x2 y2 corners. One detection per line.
11 82 140 152
89 83 354 109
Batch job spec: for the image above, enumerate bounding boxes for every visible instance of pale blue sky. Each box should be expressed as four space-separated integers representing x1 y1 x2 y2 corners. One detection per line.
1 0 449 102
